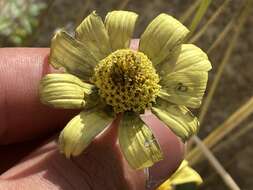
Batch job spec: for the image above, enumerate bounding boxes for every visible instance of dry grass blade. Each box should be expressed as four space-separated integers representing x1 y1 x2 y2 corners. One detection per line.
188 0 212 37
207 16 235 54
74 0 91 26
188 97 253 165
202 142 249 187
189 0 230 43
213 121 253 154
179 0 202 23
117 0 131 9
199 0 252 124
192 136 240 190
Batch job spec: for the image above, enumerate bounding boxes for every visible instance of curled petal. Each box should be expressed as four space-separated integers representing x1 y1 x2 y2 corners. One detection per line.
170 44 212 72
157 160 202 190
119 112 163 169
139 13 189 65
75 11 111 59
59 109 114 158
105 11 138 51
160 44 212 108
50 30 97 81
40 73 96 109
151 98 199 141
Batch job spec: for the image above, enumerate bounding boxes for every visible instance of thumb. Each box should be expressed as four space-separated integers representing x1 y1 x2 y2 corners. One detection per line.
0 48 77 144
97 112 185 190
0 114 184 190
141 112 185 189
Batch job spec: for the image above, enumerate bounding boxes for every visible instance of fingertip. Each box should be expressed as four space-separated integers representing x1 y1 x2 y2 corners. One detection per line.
141 112 185 189
0 48 76 144
130 39 140 51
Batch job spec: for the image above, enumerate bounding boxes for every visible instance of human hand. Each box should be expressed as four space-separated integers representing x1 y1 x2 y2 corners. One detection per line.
0 45 184 190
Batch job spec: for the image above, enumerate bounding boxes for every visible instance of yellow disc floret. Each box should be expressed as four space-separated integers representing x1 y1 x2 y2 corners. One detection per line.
92 49 160 113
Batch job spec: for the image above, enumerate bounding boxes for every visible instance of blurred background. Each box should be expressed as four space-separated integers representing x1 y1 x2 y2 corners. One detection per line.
0 0 252 189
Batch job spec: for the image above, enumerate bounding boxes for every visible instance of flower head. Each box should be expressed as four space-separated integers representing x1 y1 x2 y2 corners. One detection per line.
40 10 211 169
93 49 161 113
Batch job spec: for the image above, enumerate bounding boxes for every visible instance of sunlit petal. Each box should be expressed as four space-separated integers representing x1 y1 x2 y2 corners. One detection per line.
119 113 163 169
105 11 138 50
159 44 212 108
50 30 97 81
40 73 96 109
139 14 189 65
152 98 199 141
157 160 203 190
75 11 111 59
59 109 114 158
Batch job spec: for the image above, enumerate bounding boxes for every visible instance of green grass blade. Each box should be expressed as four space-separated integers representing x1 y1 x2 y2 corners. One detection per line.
189 0 230 43
188 0 212 36
179 0 202 23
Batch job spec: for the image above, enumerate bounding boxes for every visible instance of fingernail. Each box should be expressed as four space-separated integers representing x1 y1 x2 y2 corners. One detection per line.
141 112 185 189
130 39 139 50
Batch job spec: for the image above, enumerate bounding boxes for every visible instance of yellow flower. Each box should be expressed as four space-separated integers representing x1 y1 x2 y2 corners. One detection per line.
157 160 203 190
39 11 211 169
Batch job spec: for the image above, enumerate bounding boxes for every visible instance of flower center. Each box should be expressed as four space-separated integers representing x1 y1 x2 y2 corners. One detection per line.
92 49 160 113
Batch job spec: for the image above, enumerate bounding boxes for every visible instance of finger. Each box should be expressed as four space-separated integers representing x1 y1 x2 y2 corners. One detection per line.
0 137 139 190
141 113 185 189
0 39 140 145
0 40 184 188
0 48 77 144
0 115 184 190
99 112 184 189
0 136 48 174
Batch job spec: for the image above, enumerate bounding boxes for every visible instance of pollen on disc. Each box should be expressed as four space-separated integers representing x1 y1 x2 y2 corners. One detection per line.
92 49 160 113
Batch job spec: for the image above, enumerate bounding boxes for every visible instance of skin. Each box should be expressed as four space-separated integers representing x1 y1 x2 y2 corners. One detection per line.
0 41 185 190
